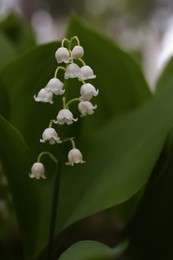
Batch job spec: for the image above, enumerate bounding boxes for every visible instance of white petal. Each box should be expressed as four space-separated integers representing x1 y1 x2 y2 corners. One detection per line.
80 66 96 80
64 63 81 79
66 148 85 166
34 88 53 104
55 47 70 63
71 46 84 59
29 162 46 179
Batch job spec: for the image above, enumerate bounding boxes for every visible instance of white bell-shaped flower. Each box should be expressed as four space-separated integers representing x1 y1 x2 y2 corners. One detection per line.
66 148 85 166
80 65 96 80
55 47 70 63
71 45 84 59
54 108 78 125
64 63 81 79
45 78 65 96
29 162 46 179
80 83 99 101
40 128 62 145
78 101 97 116
34 88 53 104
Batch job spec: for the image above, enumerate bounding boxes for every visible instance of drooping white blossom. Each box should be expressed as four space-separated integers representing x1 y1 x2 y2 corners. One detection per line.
66 148 85 166
55 47 70 63
64 63 81 79
80 65 96 80
34 88 53 104
40 128 62 145
78 100 97 116
80 83 99 101
45 78 65 96
29 162 46 179
71 45 84 59
54 108 78 125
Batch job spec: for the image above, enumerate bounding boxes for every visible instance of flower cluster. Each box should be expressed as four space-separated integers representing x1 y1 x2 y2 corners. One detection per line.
29 36 99 179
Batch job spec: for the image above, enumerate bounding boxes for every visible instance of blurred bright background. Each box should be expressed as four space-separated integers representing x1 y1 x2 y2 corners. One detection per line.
1 0 173 88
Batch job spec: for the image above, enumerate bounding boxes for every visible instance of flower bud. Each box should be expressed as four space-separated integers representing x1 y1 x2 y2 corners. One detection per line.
34 88 53 104
71 45 84 59
66 148 85 166
45 78 65 96
64 63 81 79
78 101 97 116
80 83 99 101
80 65 96 80
29 162 46 179
54 108 78 125
40 128 62 145
55 47 70 63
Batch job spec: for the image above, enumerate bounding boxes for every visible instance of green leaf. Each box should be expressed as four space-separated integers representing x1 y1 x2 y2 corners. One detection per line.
127 57 173 260
0 32 17 66
128 128 173 260
67 15 152 134
59 240 127 260
35 73 173 257
155 57 173 91
0 78 10 119
0 115 40 259
0 13 36 52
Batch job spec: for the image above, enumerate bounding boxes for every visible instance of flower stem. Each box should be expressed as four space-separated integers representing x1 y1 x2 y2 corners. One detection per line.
54 66 66 78
37 151 58 164
70 36 80 46
61 38 70 47
65 98 81 108
47 160 62 259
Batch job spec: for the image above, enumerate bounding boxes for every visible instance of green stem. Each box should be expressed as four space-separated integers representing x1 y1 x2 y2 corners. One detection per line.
49 120 54 128
47 160 62 259
78 58 86 66
37 151 58 164
65 98 81 108
62 97 66 108
70 138 76 148
70 36 80 46
54 66 66 78
62 137 75 145
61 38 70 47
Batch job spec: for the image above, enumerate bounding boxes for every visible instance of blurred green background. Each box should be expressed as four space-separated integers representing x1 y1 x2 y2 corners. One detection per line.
1 0 173 88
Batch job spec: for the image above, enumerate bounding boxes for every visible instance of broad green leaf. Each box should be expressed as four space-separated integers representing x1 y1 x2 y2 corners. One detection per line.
0 32 17 65
0 78 10 118
0 42 61 160
35 74 173 257
0 115 40 259
128 128 173 260
128 58 173 260
0 13 36 52
155 57 173 91
59 240 127 260
67 15 152 134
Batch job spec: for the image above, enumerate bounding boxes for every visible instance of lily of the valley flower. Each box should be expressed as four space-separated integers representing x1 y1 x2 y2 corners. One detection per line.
80 65 96 80
40 128 62 145
80 83 99 101
55 47 70 63
54 108 78 125
66 148 85 166
71 45 84 59
45 78 65 96
34 88 53 104
78 100 97 116
29 162 46 179
64 63 81 79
